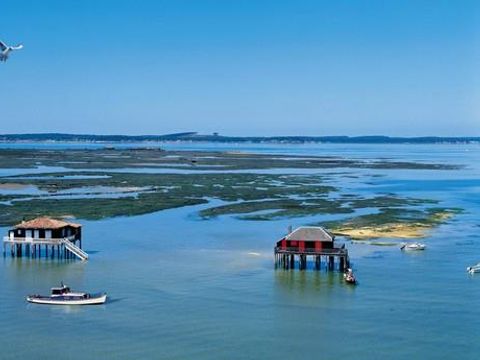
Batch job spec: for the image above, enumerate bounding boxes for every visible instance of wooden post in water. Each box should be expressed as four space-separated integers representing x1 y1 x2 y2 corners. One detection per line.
299 255 304 270
328 256 334 271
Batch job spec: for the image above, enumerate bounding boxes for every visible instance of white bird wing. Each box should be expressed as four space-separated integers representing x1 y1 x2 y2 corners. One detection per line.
11 44 23 50
0 40 7 51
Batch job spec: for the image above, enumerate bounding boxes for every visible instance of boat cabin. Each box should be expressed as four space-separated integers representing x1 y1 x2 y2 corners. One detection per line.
51 286 71 296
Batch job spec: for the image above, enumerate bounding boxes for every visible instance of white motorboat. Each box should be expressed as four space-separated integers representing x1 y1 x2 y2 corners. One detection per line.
26 283 107 305
400 242 426 251
467 263 480 274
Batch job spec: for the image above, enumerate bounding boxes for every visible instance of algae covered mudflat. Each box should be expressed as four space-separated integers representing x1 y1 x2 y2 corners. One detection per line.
0 148 461 170
322 207 462 241
0 148 462 239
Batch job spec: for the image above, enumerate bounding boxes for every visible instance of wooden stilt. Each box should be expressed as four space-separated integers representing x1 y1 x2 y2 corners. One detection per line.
328 256 334 270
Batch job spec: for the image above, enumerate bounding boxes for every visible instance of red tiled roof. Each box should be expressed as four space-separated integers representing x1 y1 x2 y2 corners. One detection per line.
14 217 82 229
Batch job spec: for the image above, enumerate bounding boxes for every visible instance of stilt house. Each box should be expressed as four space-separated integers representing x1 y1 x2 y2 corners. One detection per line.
274 226 349 271
3 217 88 260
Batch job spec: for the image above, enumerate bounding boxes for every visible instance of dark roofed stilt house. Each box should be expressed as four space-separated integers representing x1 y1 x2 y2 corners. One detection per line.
274 226 349 271
3 217 88 261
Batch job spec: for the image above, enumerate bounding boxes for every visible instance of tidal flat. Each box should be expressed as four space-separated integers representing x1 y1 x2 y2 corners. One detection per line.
0 148 461 240
0 147 461 170
1 143 479 360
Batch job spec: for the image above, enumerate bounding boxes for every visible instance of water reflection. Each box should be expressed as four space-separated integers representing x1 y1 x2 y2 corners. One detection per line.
4 257 88 294
274 269 345 294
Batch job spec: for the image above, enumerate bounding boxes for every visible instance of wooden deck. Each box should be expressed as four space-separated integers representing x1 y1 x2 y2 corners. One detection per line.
274 246 348 256
274 246 350 271
3 236 87 261
3 235 74 245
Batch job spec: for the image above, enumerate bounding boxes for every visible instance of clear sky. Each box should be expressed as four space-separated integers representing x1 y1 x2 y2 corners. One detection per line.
1 0 479 136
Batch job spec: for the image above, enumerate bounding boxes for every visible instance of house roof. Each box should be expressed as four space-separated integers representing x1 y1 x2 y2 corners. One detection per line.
284 226 334 242
14 217 81 229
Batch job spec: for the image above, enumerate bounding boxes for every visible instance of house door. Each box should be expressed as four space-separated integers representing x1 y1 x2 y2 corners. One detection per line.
25 230 33 242
45 230 52 239
34 230 40 239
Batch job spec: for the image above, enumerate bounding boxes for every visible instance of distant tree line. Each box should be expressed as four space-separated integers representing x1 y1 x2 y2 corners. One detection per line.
0 132 478 144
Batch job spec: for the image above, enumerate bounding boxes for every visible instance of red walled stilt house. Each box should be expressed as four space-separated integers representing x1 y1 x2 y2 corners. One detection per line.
274 226 349 271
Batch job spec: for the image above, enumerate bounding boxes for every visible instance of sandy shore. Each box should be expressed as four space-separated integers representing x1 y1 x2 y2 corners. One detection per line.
332 211 456 240
332 224 428 239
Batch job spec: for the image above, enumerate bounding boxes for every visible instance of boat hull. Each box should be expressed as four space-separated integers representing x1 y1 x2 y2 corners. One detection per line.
467 266 480 274
344 276 356 285
400 243 426 251
26 294 107 305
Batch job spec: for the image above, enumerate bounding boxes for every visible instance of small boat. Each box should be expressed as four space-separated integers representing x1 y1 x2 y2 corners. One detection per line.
467 263 480 274
26 283 107 305
343 268 357 285
400 242 426 251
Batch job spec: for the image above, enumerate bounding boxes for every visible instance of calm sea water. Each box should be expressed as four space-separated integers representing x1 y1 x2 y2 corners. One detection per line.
1 143 479 359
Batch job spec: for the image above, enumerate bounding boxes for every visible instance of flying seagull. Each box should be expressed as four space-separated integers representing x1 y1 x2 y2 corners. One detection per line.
0 40 23 62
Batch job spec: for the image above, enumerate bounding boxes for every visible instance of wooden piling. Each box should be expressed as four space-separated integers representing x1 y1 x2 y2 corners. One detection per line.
328 256 334 270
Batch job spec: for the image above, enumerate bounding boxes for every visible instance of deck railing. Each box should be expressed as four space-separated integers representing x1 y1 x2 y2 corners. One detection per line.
274 246 348 255
3 235 77 243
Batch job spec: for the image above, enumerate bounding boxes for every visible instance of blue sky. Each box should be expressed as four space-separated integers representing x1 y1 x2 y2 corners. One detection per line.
1 0 479 136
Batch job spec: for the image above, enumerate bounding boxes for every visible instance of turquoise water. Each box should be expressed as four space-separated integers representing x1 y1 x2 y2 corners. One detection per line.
1 143 480 359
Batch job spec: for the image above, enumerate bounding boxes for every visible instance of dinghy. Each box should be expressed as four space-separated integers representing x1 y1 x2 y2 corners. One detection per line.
343 268 357 285
26 283 107 305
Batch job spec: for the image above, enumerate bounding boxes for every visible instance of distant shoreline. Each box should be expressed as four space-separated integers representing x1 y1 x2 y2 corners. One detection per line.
0 132 479 144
